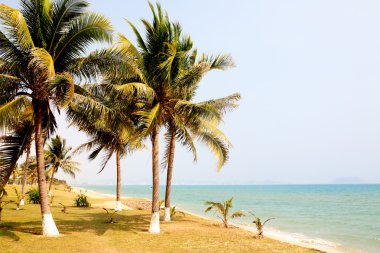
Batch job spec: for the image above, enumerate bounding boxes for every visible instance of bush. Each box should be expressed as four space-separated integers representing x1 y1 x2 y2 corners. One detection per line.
74 191 90 207
26 188 40 204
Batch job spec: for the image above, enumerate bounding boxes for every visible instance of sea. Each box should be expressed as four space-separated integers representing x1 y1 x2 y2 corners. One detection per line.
81 184 380 253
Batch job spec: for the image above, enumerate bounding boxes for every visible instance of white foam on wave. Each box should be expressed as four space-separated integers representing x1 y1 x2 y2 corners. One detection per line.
230 222 350 253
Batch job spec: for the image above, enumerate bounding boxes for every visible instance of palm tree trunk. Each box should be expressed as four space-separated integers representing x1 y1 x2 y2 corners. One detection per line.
20 143 31 206
34 103 59 236
115 150 122 211
164 128 176 222
149 125 160 233
48 167 56 196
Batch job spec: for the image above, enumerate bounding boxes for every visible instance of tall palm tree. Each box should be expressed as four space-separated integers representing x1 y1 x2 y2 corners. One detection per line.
0 0 112 236
45 135 79 195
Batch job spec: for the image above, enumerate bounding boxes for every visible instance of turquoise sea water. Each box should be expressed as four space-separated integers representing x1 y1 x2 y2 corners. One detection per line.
82 184 380 253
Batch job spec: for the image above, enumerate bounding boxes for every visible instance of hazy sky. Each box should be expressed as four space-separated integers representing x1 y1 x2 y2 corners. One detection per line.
5 0 380 184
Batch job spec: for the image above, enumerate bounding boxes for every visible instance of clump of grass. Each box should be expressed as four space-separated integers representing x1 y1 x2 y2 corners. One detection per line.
74 190 90 207
59 203 67 213
26 188 40 204
102 208 118 223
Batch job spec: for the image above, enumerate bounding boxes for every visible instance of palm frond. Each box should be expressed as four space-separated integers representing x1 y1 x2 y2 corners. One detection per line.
0 96 31 131
0 4 34 50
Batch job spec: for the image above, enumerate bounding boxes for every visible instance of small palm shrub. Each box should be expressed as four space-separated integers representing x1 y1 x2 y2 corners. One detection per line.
103 208 118 223
59 203 67 213
13 187 21 210
249 212 275 239
170 206 185 220
205 197 245 228
0 189 14 224
26 188 40 204
74 191 90 207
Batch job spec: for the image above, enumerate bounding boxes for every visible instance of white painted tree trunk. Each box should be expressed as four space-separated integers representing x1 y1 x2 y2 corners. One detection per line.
42 214 59 236
148 212 160 233
115 201 122 211
19 198 25 206
164 207 171 221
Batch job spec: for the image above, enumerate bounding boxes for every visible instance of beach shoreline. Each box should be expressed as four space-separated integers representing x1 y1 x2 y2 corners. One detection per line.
73 186 345 253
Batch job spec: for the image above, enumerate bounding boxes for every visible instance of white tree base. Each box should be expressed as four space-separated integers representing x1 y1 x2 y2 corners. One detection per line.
115 201 123 211
42 214 59 236
19 198 25 206
148 212 160 233
164 207 171 221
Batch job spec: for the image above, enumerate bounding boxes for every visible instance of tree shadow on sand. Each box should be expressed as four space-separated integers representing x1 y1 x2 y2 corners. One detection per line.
3 208 153 236
0 225 20 241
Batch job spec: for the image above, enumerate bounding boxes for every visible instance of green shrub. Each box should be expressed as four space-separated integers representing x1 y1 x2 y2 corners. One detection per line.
26 188 40 204
74 191 90 207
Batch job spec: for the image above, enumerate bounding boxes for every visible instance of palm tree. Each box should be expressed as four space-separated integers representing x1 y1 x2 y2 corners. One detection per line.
0 0 112 236
45 135 79 196
249 212 275 239
205 197 245 228
161 47 241 222
70 88 144 211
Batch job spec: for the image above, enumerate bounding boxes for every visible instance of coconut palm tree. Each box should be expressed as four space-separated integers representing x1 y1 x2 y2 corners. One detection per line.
205 197 245 228
70 86 144 211
161 48 241 221
45 135 79 196
0 0 112 236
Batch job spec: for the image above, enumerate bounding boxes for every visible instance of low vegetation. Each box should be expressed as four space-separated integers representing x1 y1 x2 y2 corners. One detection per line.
74 191 90 207
205 197 245 228
26 188 40 204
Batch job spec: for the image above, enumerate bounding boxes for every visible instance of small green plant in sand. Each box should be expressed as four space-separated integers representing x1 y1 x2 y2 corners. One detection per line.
205 197 245 228
103 208 118 223
59 203 67 213
170 206 185 220
249 211 275 239
0 189 14 225
26 188 40 204
74 191 90 207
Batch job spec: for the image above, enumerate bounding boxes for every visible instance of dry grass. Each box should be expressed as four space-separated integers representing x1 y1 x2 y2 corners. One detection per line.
0 185 322 253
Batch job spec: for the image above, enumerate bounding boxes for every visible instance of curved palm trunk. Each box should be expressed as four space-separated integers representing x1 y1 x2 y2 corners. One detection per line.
149 125 160 233
20 143 31 206
34 104 59 236
164 128 176 222
115 150 122 211
48 167 56 196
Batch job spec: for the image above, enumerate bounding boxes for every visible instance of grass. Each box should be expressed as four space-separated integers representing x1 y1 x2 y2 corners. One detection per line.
0 185 322 253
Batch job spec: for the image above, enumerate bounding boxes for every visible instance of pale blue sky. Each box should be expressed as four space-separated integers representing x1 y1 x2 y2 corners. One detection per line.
5 0 380 184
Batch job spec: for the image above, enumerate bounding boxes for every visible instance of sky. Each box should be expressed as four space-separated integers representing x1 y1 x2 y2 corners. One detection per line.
5 0 380 185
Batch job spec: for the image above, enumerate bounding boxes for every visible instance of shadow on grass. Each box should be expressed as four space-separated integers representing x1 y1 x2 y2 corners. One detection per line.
0 225 20 241
3 208 153 237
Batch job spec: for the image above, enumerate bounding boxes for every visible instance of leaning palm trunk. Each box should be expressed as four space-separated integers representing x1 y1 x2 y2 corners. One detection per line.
48 167 56 196
115 150 122 211
164 129 176 222
149 125 160 233
34 105 59 236
20 144 31 206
